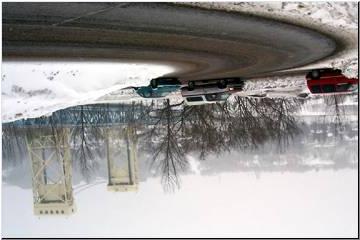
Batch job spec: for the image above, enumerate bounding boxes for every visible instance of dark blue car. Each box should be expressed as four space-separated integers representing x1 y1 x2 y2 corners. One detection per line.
134 77 181 98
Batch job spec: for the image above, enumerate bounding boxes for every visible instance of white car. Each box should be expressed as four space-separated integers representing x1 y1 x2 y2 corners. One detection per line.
183 92 231 106
181 78 244 105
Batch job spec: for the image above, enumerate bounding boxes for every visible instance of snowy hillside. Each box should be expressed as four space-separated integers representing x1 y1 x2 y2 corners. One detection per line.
1 62 174 122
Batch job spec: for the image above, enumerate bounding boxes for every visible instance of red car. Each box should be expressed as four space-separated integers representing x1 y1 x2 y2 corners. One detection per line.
306 69 358 94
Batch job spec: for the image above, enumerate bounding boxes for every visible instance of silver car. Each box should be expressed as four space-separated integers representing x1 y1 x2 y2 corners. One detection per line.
181 78 244 105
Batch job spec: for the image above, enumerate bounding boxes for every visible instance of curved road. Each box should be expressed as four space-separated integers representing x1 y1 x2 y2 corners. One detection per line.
2 3 337 81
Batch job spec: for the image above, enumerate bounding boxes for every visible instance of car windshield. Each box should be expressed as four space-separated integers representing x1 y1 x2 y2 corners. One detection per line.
186 96 204 102
311 85 321 93
347 84 358 92
153 89 172 97
136 87 153 98
205 93 230 101
322 84 336 93
335 83 350 92
335 83 358 92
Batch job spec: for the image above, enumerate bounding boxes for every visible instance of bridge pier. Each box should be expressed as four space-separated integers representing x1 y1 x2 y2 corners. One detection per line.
105 126 139 192
26 127 75 216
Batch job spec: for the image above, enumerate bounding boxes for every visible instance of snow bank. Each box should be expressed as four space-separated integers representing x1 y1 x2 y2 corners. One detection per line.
232 73 309 99
94 86 184 106
180 2 358 78
1 62 174 122
243 75 305 91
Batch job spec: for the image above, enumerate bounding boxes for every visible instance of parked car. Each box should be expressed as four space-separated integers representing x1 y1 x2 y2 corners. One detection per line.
306 69 358 94
149 77 181 89
181 78 244 105
134 77 181 98
183 92 232 105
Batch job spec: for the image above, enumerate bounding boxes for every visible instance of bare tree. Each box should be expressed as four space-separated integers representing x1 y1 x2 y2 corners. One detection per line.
70 105 102 181
141 96 303 191
144 99 188 191
323 95 347 139
2 123 28 168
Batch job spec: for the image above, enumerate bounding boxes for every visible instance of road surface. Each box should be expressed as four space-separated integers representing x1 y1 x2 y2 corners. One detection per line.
2 3 337 81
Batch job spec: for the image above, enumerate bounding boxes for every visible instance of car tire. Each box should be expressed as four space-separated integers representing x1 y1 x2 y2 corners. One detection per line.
232 78 243 84
233 79 245 90
310 70 320 79
218 79 227 89
150 79 158 89
188 81 195 91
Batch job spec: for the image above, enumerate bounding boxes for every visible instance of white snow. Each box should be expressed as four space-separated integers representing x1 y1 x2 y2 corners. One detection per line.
234 74 309 99
94 87 185 106
1 61 175 122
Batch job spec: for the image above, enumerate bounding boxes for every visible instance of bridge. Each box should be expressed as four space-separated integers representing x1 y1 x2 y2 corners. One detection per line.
3 102 181 128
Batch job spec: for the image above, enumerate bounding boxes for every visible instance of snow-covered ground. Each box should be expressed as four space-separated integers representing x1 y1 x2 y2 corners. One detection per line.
235 74 309 98
1 62 174 122
94 87 184 106
2 61 357 123
181 2 358 78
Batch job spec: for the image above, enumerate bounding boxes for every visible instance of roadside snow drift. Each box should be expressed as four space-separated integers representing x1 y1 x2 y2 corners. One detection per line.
1 62 174 122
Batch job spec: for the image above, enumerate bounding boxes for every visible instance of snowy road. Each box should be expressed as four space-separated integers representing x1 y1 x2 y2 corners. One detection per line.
3 2 337 81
